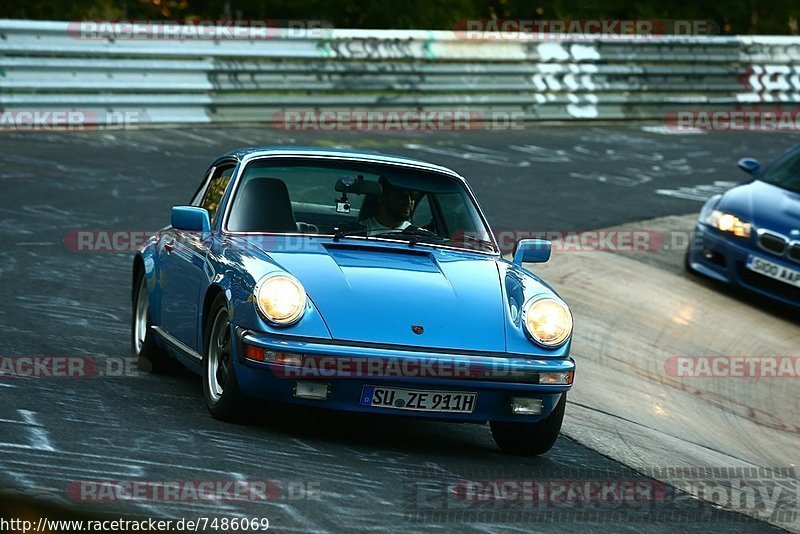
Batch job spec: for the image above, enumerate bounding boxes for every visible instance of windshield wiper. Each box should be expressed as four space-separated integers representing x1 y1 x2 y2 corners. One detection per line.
459 233 497 252
372 227 447 247
332 226 369 242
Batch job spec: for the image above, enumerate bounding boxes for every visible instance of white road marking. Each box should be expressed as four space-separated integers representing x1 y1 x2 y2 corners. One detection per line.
18 410 55 451
656 181 739 201
169 129 218 146
642 125 706 135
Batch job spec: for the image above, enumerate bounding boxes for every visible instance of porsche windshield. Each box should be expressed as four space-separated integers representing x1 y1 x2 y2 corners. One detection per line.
225 158 497 252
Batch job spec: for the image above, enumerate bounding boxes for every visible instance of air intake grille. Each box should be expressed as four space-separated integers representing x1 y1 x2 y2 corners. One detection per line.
758 232 788 255
789 243 800 263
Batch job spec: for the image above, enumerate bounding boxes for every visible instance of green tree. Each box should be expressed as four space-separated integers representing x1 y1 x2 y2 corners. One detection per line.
1 0 798 34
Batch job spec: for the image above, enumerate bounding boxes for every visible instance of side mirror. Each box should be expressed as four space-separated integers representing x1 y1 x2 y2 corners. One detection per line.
737 157 760 176
513 239 552 265
171 206 211 233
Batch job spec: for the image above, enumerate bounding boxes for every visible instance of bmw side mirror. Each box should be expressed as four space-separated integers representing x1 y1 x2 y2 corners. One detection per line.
737 157 760 176
171 206 211 234
513 239 552 265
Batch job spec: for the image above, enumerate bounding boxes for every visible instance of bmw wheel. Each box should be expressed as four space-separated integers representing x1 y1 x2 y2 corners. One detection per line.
684 230 699 275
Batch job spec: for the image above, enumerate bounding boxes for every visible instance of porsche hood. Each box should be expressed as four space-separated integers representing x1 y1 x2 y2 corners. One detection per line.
264 242 508 352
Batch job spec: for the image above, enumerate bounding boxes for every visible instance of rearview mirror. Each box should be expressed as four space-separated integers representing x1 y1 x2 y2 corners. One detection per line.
335 175 383 196
513 239 552 265
737 157 760 176
171 206 211 233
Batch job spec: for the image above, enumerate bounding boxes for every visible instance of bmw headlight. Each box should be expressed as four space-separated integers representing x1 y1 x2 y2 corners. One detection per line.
255 274 307 326
522 297 573 347
705 210 751 238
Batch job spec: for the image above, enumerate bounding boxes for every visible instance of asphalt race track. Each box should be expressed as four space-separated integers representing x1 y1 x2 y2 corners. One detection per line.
0 125 798 532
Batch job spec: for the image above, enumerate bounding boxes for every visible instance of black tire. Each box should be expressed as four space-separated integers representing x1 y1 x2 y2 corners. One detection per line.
131 270 182 375
684 230 698 275
490 393 567 456
202 293 259 423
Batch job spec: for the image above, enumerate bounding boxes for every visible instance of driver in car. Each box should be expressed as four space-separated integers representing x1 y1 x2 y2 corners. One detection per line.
361 180 415 236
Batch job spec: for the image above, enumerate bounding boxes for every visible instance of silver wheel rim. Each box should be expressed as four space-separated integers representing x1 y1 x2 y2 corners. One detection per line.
134 276 149 354
207 307 232 403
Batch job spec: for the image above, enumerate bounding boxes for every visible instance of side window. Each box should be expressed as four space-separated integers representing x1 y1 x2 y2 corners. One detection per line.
190 167 214 206
411 193 434 228
199 165 235 227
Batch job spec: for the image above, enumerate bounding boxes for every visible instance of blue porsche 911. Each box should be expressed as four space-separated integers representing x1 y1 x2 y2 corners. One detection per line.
131 147 575 455
687 145 800 308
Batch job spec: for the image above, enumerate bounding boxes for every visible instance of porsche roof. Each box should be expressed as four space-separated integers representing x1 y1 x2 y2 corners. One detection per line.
218 146 461 177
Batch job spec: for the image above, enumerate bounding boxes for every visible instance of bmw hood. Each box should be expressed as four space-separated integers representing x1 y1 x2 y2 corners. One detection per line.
265 242 508 351
719 180 800 236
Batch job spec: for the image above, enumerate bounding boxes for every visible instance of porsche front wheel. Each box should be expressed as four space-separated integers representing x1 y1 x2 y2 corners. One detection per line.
203 294 258 423
490 393 566 455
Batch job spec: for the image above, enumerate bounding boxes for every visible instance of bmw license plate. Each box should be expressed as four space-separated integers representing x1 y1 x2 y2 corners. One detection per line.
746 255 800 288
359 386 476 413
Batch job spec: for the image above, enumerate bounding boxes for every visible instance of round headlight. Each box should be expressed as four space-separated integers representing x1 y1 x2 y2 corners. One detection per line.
255 274 307 325
522 297 573 347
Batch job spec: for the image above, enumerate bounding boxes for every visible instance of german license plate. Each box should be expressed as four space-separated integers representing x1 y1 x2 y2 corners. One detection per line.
359 386 476 413
746 255 800 288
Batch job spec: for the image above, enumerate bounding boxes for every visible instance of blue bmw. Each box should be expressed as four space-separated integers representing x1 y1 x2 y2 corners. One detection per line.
687 146 800 308
132 147 575 455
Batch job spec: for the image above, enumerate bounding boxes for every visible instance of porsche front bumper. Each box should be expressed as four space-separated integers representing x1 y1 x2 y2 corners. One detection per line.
233 329 575 423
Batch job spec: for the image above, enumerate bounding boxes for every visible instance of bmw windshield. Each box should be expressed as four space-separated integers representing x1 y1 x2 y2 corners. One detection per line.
760 148 800 194
224 158 498 253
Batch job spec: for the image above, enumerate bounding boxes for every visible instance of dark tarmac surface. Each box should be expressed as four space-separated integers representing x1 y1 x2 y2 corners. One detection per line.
0 125 797 532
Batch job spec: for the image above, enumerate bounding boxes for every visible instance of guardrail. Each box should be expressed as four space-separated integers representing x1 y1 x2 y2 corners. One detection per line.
1 19 799 125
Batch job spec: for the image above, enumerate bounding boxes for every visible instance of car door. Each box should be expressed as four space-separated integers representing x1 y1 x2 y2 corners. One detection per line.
159 162 236 350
